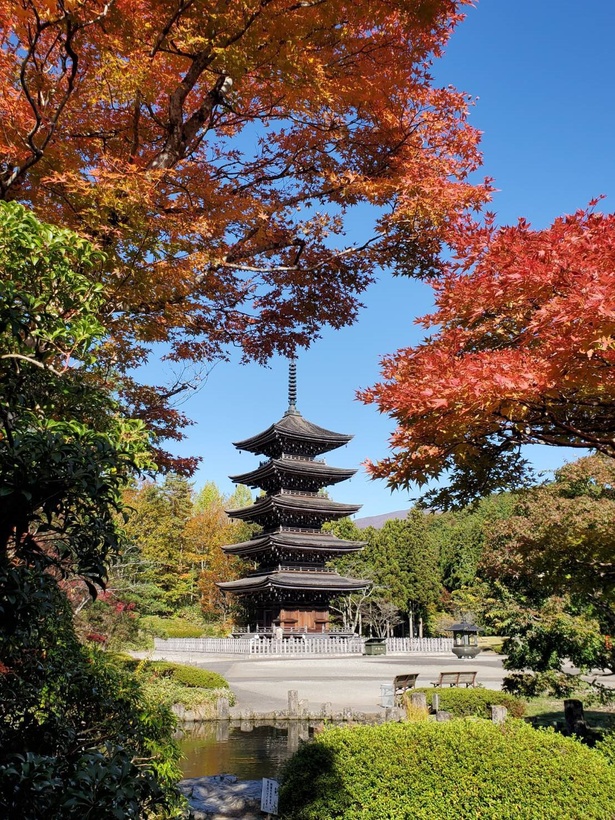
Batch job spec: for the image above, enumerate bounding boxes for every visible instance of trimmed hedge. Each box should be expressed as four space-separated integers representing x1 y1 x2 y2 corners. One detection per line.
596 729 615 764
154 663 230 690
279 721 615 819
115 658 230 690
409 686 525 718
139 615 205 639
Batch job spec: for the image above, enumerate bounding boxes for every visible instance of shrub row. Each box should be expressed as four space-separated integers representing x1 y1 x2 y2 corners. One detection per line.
153 662 230 690
279 720 615 819
115 657 230 690
409 686 525 718
139 615 205 639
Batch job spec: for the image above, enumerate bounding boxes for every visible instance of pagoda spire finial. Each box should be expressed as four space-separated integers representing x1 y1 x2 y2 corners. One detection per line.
287 357 298 415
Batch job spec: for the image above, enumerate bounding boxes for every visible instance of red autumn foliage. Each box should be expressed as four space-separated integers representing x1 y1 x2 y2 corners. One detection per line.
85 632 108 644
361 204 615 503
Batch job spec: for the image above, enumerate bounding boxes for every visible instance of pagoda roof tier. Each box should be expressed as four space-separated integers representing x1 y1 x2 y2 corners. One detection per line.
228 494 361 530
217 568 369 595
229 457 356 492
233 411 352 458
222 530 365 559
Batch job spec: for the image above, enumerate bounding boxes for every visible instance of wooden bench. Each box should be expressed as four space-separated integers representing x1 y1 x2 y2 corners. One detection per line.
393 673 419 704
431 671 477 688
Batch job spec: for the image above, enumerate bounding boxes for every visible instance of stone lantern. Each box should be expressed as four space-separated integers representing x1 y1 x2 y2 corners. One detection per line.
451 620 481 659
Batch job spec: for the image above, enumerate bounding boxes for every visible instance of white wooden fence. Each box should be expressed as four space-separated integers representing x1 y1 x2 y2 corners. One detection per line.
153 636 453 655
386 637 452 653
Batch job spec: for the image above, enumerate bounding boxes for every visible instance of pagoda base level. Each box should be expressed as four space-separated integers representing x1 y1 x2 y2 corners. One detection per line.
237 605 331 635
231 626 357 639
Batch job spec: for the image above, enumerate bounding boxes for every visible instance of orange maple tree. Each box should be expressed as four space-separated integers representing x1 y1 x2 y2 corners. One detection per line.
0 0 488 466
184 506 244 618
361 204 615 505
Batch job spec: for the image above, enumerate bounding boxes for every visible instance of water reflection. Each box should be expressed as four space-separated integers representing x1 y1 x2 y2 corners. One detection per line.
178 720 316 781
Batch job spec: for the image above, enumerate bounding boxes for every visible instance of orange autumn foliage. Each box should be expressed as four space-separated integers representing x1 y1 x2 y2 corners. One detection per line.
362 204 615 504
0 1 488 467
183 507 244 616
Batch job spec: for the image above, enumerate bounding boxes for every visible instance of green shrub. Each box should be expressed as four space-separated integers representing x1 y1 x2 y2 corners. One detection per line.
141 677 235 712
162 664 230 690
139 616 205 639
0 565 184 818
279 721 615 819
113 658 231 691
596 729 615 764
410 686 525 718
143 661 229 689
111 659 235 712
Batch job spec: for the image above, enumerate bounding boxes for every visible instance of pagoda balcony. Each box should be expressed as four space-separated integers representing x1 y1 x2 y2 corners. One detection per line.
256 455 322 467
279 454 325 463
278 526 322 534
252 564 336 575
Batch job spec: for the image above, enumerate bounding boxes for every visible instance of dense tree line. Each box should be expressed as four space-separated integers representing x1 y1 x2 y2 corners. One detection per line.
328 465 613 700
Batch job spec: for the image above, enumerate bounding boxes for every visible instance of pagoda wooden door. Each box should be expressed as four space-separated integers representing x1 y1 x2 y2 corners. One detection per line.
296 609 313 632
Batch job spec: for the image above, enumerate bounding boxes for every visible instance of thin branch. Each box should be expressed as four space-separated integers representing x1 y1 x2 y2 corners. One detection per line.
0 353 63 376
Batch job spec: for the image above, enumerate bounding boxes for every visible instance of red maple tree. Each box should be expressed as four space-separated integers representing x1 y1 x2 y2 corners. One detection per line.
361 204 615 505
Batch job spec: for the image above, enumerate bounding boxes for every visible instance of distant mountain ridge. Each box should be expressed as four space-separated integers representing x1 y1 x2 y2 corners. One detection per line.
353 509 411 529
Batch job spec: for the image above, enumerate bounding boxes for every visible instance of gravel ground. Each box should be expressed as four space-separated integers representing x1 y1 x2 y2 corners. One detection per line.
132 649 507 715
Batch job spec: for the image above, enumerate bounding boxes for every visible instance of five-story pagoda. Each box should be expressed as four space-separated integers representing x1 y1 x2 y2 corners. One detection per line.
218 362 369 635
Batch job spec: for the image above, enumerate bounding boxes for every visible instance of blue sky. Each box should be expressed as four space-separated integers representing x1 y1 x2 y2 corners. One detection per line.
154 1 615 518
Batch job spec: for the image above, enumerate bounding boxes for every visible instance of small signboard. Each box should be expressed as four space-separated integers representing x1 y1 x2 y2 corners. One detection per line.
380 682 395 708
261 777 279 815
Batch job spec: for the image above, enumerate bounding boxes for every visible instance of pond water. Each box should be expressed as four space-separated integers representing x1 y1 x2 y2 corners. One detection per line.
178 721 316 781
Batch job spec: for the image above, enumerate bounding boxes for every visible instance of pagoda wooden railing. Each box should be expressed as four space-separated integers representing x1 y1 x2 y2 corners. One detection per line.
255 564 337 573
280 454 325 463
279 526 322 534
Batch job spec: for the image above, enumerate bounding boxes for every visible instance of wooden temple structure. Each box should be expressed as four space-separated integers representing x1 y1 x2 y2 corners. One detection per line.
218 362 369 636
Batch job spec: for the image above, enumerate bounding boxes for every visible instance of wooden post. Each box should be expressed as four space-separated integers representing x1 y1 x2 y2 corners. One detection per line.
432 693 440 713
564 699 587 733
288 689 299 716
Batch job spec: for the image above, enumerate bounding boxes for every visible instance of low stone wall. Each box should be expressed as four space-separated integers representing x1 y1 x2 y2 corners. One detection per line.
179 688 404 724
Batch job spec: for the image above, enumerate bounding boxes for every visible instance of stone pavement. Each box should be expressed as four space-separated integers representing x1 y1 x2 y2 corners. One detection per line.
136 648 507 715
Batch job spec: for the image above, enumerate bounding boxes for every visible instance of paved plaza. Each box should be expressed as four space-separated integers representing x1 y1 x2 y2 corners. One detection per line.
138 649 507 714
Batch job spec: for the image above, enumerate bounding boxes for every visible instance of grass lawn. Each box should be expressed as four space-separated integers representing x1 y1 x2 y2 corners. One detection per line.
477 636 505 653
524 697 615 733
